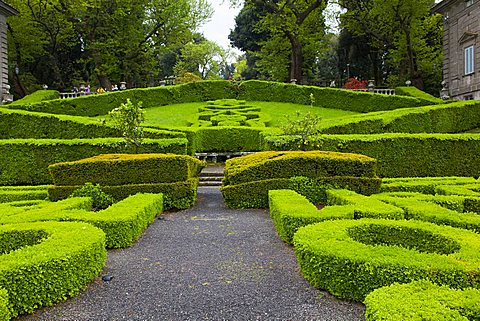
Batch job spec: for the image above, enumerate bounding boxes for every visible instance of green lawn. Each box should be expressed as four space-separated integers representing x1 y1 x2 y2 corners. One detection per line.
142 101 358 127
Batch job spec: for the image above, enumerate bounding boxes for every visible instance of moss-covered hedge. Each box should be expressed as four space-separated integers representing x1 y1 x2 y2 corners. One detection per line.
0 138 188 185
49 153 205 186
294 218 480 302
0 107 183 140
0 194 163 248
365 280 480 321
317 100 480 134
237 80 428 112
48 179 198 210
223 151 378 186
0 221 106 318
6 81 236 116
264 133 480 178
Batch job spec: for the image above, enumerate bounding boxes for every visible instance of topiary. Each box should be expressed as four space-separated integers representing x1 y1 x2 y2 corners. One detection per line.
69 183 114 210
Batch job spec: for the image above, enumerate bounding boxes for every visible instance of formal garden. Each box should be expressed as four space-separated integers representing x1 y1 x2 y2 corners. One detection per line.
0 80 480 320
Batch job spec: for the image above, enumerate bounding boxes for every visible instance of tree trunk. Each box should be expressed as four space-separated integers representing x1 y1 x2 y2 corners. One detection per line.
403 27 424 90
287 34 303 84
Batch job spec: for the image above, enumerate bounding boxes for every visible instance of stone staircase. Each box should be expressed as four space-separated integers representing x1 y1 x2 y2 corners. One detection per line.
198 165 224 187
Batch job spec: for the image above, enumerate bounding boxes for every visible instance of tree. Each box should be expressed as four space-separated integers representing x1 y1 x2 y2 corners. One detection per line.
109 99 145 154
282 111 322 150
339 0 443 92
174 39 225 79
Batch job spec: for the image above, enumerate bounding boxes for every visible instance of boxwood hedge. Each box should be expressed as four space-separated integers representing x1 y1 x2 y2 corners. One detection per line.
395 86 444 104
0 289 8 321
294 219 480 302
0 138 188 185
49 153 206 186
0 186 49 203
265 133 480 178
0 194 163 248
0 221 106 318
365 280 480 321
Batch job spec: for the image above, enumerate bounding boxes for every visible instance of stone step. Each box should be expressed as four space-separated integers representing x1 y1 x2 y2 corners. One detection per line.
199 176 223 181
198 180 223 187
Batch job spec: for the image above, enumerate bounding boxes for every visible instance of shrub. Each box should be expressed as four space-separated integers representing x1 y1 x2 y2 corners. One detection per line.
0 194 163 248
237 80 428 112
0 138 188 185
223 150 378 186
395 86 444 105
49 153 205 187
264 133 480 178
0 221 106 318
9 90 59 106
0 107 182 140
49 179 198 210
365 280 480 321
69 183 114 210
281 112 322 150
294 218 480 302
109 99 145 153
0 289 9 321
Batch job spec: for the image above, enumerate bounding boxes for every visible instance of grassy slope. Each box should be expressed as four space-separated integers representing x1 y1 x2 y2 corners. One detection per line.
141 101 359 127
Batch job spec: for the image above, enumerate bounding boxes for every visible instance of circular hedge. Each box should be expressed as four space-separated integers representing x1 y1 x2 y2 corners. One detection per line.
0 222 107 318
293 218 480 302
364 280 480 320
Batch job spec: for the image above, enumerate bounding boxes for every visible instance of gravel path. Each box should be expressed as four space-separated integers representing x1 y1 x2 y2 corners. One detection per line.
18 187 365 321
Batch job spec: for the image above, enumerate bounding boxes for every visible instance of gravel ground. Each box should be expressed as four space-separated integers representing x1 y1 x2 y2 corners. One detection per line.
18 187 365 321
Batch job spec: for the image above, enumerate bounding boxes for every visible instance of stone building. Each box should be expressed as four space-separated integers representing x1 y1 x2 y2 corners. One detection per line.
433 0 480 100
0 1 16 103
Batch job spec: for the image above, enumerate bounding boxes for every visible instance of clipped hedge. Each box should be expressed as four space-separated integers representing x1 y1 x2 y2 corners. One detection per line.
0 107 183 140
0 194 163 248
237 80 428 112
365 280 480 321
380 176 478 194
0 221 106 318
6 81 235 116
0 289 8 321
269 190 356 244
0 138 188 185
9 90 60 106
0 186 49 203
294 218 480 302
223 150 378 186
49 153 206 186
317 100 480 135
48 179 198 210
264 133 480 178
395 86 444 104
222 176 381 208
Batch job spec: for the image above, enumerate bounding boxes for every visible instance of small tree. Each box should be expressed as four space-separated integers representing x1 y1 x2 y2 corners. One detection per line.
282 111 322 150
109 99 145 153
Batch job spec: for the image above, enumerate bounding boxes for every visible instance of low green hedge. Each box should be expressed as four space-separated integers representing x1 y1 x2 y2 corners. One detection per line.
0 186 49 203
380 177 478 194
6 81 235 116
0 221 106 318
221 176 381 209
0 194 163 248
48 179 197 210
326 189 404 220
0 289 8 321
269 190 356 244
0 107 183 140
374 193 480 234
9 90 60 106
294 218 480 302
237 80 428 112
395 86 444 104
317 100 480 134
223 151 378 186
365 280 480 321
49 153 206 186
264 133 480 178
0 138 188 185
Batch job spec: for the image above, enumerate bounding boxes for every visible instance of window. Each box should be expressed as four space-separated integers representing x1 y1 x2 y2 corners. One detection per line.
465 46 474 75
466 0 474 7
